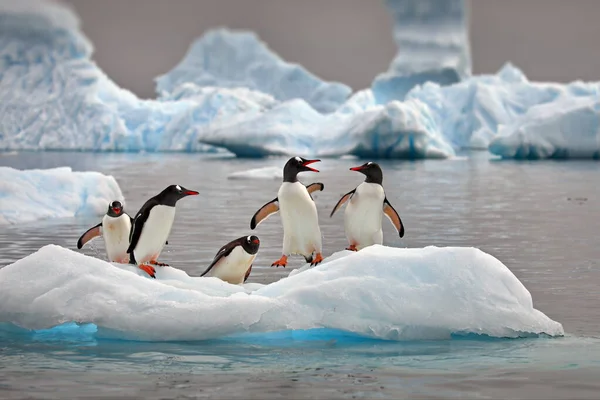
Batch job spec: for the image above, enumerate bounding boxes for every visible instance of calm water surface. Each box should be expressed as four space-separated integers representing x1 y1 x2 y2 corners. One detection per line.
0 151 599 399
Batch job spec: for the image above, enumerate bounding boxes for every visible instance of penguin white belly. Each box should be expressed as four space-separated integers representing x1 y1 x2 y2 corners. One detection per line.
102 214 131 263
206 247 255 285
134 205 175 263
344 182 385 249
278 182 322 257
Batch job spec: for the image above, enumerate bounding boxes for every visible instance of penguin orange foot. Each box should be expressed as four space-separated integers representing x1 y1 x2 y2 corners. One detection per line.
346 244 358 251
271 255 288 268
139 264 156 278
150 259 169 267
310 253 324 266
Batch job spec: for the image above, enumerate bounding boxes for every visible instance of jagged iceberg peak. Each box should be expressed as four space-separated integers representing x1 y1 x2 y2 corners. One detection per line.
0 0 92 62
155 28 352 114
372 0 471 103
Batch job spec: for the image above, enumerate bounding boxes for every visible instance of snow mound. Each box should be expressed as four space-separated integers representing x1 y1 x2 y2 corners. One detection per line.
0 244 563 341
488 96 600 159
372 0 471 104
0 167 123 225
406 63 600 149
227 166 283 180
156 29 351 114
199 92 455 159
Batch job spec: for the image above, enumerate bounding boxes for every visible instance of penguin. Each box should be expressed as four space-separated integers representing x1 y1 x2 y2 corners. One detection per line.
127 184 199 278
200 235 260 284
250 156 324 268
330 162 404 251
76 201 132 263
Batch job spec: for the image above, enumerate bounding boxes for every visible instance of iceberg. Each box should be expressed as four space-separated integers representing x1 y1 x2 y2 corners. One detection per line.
0 0 273 152
489 96 600 159
406 63 600 149
155 29 351 114
0 244 563 341
199 91 455 159
0 167 123 225
372 0 471 104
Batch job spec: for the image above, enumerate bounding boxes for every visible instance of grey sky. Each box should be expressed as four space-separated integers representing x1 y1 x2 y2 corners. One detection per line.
63 0 600 99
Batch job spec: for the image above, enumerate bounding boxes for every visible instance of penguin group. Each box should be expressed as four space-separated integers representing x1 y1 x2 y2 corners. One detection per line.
76 157 404 284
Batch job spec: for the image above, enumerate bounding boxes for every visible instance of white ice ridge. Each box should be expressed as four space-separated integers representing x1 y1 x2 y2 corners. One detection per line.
0 244 564 341
155 29 351 114
227 166 283 181
0 167 124 225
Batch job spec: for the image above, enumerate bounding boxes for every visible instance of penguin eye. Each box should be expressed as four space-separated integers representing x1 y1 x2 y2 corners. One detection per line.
294 156 302 163
246 236 252 243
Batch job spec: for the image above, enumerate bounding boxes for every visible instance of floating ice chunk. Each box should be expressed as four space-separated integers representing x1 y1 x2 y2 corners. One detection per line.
198 99 324 157
0 167 123 225
155 29 351 114
227 166 283 181
199 92 455 159
488 96 600 159
406 63 600 149
319 96 455 159
0 244 563 341
372 0 471 103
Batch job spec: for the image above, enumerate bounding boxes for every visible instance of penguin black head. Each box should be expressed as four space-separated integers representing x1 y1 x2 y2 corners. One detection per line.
157 184 199 206
107 201 124 217
283 156 321 182
241 235 260 255
350 162 383 185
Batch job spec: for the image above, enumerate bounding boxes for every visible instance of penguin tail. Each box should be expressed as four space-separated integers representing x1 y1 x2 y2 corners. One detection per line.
304 254 313 264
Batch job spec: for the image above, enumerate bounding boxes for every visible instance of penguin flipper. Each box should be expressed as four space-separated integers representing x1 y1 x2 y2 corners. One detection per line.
329 189 356 217
305 182 324 194
244 264 252 283
200 244 235 277
383 198 404 238
250 198 279 229
77 223 102 249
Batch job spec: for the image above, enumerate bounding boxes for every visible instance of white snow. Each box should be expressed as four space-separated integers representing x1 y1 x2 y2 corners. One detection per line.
227 166 283 181
0 167 123 225
0 244 563 341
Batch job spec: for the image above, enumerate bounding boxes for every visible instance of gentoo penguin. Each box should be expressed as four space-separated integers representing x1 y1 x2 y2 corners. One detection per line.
127 184 199 278
250 156 324 267
330 162 404 251
200 235 260 284
76 200 132 263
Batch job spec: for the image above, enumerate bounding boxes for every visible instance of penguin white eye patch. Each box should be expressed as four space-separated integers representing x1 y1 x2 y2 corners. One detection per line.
294 156 302 163
175 185 181 191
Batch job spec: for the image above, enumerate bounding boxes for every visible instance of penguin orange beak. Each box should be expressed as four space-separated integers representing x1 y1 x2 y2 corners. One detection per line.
252 238 260 245
112 207 121 213
302 159 320 172
184 190 199 196
350 165 365 172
